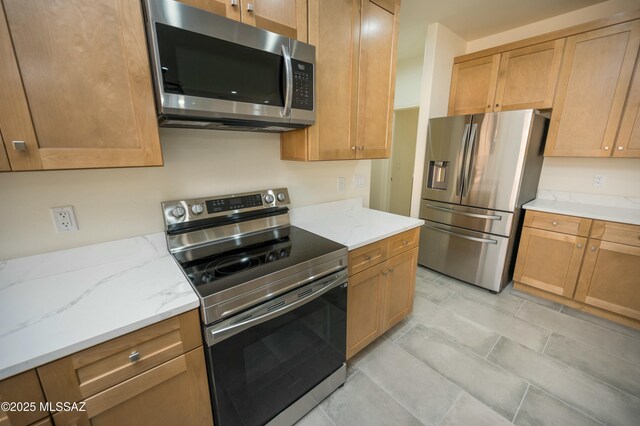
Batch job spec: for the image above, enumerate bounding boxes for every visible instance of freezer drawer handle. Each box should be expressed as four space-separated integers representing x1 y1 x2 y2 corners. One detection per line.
424 204 502 221
423 223 498 245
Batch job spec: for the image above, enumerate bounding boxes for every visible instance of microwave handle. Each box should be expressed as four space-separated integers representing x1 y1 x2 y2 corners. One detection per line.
282 44 293 117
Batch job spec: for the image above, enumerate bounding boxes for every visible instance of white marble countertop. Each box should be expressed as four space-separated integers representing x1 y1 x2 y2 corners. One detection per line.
0 233 199 381
523 191 640 226
290 198 424 250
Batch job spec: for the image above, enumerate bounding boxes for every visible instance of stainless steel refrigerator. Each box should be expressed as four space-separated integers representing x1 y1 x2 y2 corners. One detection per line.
418 109 549 292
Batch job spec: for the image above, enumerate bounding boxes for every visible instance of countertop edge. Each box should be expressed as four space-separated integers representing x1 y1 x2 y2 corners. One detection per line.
523 200 640 226
0 300 199 381
346 222 424 250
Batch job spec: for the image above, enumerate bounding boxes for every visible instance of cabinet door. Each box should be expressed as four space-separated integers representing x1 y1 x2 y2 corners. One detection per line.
52 348 213 426
240 0 307 41
513 227 586 298
176 0 241 20
383 248 417 331
355 0 400 159
0 370 48 426
0 0 162 171
0 133 9 172
545 21 640 157
494 39 565 111
448 54 501 116
614 54 640 157
575 240 640 321
305 0 360 160
346 262 386 359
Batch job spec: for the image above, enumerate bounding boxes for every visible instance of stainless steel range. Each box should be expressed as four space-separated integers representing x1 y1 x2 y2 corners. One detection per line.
162 188 348 426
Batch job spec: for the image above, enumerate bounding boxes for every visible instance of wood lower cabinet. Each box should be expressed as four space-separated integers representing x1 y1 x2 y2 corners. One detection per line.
52 348 212 426
0 370 48 426
514 211 640 329
346 228 419 358
448 54 500 116
514 227 586 297
0 0 162 171
545 21 640 157
281 0 401 161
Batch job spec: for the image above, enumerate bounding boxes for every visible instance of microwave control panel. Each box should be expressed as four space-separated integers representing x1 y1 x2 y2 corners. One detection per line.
291 59 314 111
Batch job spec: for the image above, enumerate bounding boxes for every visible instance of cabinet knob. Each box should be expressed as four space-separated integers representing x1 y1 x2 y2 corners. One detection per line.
577 243 583 248
129 351 141 362
487 104 491 108
604 146 609 151
552 221 558 226
617 146 624 151
402 239 408 245
230 0 238 6
12 140 27 151
365 255 372 261
590 246 597 252
351 146 357 151
495 104 500 107
388 268 394 273
382 271 388 276
246 2 254 12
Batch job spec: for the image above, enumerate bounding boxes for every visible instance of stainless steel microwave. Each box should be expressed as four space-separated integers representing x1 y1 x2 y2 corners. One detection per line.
143 0 315 132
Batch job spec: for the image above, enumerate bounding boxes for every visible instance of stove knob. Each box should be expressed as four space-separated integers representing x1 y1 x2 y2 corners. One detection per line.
268 253 276 262
171 206 186 218
264 194 275 204
277 192 287 202
191 204 204 215
279 249 288 258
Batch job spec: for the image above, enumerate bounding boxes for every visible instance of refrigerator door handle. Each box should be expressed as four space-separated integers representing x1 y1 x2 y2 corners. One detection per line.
423 223 498 245
462 123 478 197
456 123 471 196
424 204 502 220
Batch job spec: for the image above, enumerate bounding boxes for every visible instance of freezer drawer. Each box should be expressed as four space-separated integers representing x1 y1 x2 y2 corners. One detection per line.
418 221 511 292
419 199 514 237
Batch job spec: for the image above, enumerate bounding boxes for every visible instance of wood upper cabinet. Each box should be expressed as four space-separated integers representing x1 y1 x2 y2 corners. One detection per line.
175 0 241 20
52 348 213 426
355 0 399 158
574 239 640 321
382 247 417 330
0 370 48 426
281 0 401 161
347 262 386 359
514 226 587 298
545 21 640 157
242 0 308 41
448 54 500 116
614 53 640 157
0 0 162 171
494 39 565 111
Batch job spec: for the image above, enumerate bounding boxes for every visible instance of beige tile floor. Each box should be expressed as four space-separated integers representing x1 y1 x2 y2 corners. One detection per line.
296 266 640 426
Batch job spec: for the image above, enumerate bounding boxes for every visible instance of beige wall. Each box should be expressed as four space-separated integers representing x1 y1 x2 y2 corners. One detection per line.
0 129 371 260
394 55 424 109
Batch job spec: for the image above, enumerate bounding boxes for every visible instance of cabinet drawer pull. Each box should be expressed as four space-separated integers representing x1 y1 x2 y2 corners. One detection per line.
365 255 372 261
617 146 624 151
590 246 597 252
382 271 388 276
604 146 609 151
552 221 558 226
388 268 394 273
576 243 583 248
402 240 408 245
129 351 141 362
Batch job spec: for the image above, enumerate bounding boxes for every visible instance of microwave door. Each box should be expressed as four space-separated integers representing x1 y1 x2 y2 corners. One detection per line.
421 115 472 206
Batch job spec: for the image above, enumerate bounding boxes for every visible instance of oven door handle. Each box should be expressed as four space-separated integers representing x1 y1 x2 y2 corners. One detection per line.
282 44 293 118
206 272 346 346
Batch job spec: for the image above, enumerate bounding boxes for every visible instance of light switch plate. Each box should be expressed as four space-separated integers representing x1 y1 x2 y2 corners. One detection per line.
353 175 367 189
337 177 346 192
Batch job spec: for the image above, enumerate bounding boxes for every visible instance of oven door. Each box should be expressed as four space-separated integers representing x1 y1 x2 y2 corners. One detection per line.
204 270 347 426
145 0 295 124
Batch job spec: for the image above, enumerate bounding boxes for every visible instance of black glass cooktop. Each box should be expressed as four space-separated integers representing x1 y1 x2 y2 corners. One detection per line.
177 226 346 299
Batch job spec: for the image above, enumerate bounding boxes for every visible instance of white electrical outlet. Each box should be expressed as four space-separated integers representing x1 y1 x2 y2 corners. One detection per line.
337 177 346 192
592 175 606 187
353 174 366 189
52 206 78 232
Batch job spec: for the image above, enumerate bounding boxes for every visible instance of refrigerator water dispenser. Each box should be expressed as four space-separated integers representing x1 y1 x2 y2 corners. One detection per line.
427 161 448 190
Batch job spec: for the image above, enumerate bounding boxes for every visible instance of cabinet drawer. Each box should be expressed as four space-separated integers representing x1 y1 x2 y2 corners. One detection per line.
0 370 48 426
348 240 388 276
387 228 420 257
590 220 640 247
523 210 592 236
38 310 201 404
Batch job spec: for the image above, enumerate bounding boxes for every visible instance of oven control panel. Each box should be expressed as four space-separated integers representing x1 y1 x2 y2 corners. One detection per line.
162 188 290 227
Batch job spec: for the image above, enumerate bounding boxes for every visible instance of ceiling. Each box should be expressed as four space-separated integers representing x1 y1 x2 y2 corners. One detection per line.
397 0 607 61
